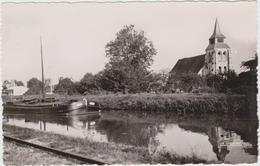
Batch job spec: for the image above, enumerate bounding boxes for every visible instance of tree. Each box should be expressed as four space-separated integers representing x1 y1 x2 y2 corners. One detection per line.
167 73 204 92
222 70 239 92
241 53 257 72
93 70 108 91
2 80 10 91
93 69 120 93
148 69 170 93
26 78 43 95
206 74 224 92
104 25 157 93
238 54 257 94
239 53 257 116
78 73 100 94
54 77 78 95
74 81 84 94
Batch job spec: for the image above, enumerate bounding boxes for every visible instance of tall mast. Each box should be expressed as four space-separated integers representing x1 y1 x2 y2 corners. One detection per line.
40 36 45 99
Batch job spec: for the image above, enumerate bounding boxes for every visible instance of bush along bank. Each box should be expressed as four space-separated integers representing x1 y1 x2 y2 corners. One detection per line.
84 93 249 115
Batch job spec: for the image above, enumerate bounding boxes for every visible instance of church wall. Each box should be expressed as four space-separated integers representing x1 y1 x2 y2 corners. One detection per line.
203 48 230 76
203 50 217 75
214 48 230 74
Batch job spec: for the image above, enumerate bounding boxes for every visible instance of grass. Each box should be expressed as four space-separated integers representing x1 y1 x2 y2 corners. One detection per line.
4 124 216 164
83 93 247 114
4 141 80 165
148 149 218 164
3 125 149 164
3 92 250 114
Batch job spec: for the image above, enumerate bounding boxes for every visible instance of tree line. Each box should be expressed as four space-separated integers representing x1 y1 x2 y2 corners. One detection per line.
2 25 257 96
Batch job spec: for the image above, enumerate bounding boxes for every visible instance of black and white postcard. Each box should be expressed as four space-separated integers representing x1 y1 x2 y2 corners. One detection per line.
1 0 258 165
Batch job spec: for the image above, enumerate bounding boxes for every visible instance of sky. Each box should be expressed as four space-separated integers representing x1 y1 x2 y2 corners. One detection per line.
2 1 257 84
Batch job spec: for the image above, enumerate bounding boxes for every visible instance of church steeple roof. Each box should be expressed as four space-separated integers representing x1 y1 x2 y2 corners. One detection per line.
209 18 225 39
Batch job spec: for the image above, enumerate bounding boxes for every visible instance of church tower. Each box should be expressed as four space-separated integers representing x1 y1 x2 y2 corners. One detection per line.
203 19 231 75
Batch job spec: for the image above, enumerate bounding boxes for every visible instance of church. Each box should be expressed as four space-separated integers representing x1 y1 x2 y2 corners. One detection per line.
170 19 231 76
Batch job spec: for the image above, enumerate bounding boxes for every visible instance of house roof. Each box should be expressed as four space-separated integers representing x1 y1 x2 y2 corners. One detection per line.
170 54 205 75
209 18 226 40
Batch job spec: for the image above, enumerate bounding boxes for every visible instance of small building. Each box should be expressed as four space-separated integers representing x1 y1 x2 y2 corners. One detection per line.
170 19 231 76
2 80 28 96
8 86 28 96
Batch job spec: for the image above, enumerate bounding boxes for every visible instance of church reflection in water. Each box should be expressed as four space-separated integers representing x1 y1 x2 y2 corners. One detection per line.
207 126 257 162
208 127 233 161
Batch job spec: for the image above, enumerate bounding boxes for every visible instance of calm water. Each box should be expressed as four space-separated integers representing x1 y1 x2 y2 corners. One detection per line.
3 110 258 164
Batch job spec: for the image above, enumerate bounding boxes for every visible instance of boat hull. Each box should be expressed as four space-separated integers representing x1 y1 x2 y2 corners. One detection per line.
3 99 101 115
3 103 70 114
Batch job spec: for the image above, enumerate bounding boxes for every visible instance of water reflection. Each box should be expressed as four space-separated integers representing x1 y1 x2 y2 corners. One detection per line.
208 126 257 163
178 121 257 163
3 111 258 163
4 111 107 142
208 127 232 161
95 119 162 147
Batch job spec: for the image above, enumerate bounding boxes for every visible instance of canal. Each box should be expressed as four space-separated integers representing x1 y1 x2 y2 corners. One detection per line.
3 110 258 164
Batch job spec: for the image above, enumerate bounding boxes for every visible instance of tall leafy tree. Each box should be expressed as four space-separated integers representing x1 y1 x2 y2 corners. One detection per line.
104 25 157 93
26 78 42 95
54 77 77 95
78 73 101 94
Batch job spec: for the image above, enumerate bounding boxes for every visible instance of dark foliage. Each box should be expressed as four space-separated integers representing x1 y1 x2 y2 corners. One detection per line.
53 77 78 95
148 70 169 93
241 53 257 72
25 78 43 95
205 74 225 92
104 25 157 93
167 73 205 92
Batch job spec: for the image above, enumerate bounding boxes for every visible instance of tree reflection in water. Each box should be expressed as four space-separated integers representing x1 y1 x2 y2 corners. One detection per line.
95 119 164 147
3 110 258 164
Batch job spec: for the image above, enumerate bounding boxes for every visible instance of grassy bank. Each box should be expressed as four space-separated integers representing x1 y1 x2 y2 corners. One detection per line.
83 93 248 114
4 125 215 164
4 93 250 114
3 125 149 164
4 141 79 165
